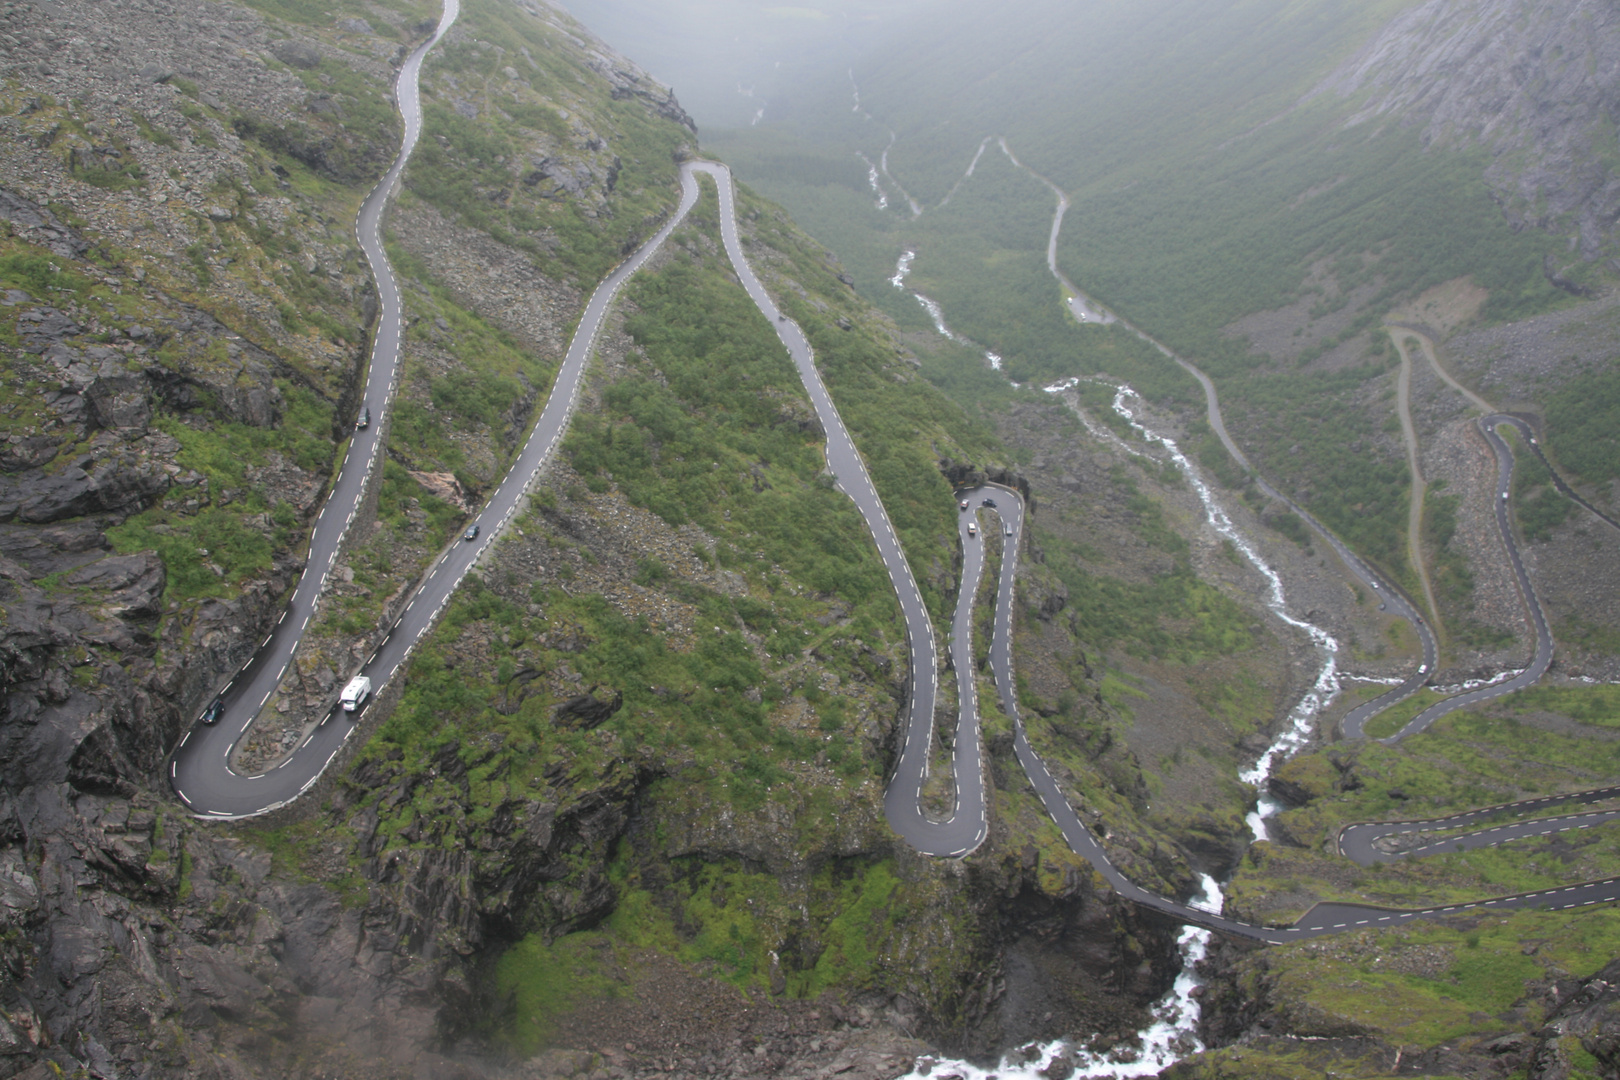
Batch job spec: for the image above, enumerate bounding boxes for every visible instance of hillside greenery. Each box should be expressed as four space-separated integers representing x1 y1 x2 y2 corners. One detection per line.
265 176 1087 1048
1545 358 1620 487
704 0 1587 598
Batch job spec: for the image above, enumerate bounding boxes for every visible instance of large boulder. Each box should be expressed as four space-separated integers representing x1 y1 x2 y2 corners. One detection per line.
84 372 152 435
66 552 165 620
0 458 170 523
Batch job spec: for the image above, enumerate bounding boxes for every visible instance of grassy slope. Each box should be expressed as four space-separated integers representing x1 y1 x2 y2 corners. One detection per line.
700 3 1620 1068
254 173 1164 1048
706 0 1581 593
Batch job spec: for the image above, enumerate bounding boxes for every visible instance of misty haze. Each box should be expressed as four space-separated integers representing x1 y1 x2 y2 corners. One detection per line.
1 1 1618 1078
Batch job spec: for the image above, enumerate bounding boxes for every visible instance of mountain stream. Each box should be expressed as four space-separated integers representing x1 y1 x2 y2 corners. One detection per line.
889 243 1343 1075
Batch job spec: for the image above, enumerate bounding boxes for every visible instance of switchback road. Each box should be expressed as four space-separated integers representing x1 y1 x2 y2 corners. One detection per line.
175 79 1620 938
954 483 1620 941
1367 414 1555 742
171 1 462 817
691 163 985 859
1341 786 1620 866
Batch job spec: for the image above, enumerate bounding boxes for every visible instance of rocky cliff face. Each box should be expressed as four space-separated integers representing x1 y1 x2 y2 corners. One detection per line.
1310 0 1620 266
0 0 1189 1075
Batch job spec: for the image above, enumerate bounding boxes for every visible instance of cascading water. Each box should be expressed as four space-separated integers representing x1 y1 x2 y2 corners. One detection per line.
890 369 1341 1075
1046 376 1342 839
859 153 889 210
902 877 1225 1080
880 139 1346 1075
891 252 1008 373
1099 383 1341 841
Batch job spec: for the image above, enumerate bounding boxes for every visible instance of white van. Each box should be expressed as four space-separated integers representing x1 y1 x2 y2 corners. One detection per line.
341 675 372 713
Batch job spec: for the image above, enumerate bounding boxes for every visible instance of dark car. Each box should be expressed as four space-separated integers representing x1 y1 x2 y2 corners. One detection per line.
463 523 480 541
983 497 997 508
201 696 226 725
357 405 370 430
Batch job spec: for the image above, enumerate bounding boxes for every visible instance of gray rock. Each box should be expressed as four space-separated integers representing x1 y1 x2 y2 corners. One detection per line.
84 372 152 435
48 921 108 980
0 188 87 257
0 435 64 472
136 61 171 84
269 38 322 69
306 93 340 119
175 939 270 1019
1314 0 1620 261
66 552 164 618
0 458 170 523
0 860 39 920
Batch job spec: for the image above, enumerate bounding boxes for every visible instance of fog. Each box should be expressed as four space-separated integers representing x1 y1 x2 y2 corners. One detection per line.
557 0 937 127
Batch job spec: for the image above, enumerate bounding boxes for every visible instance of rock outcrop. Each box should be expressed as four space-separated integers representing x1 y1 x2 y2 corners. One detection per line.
1309 0 1620 261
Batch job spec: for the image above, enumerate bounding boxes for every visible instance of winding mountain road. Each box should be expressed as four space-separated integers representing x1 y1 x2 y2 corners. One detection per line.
692 162 985 859
949 484 1620 941
170 1 463 817
170 64 1620 941
1367 414 1555 742
1341 786 1620 866
173 10 710 817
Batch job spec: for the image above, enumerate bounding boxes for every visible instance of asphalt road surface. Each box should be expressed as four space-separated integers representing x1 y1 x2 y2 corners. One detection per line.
952 483 1620 941
1340 785 1620 866
170 68 1618 933
173 85 712 814
1368 415 1554 742
170 1 463 817
689 162 986 858
172 157 983 842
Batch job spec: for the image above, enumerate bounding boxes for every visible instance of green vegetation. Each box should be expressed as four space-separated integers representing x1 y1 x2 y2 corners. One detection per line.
404 0 687 284
1043 482 1256 663
495 931 625 1054
0 251 94 299
1228 907 1620 1049
105 384 336 602
1229 701 1620 923
1509 684 1620 728
1195 671 1270 737
1224 363 1411 584
383 235 554 488
1421 487 1511 650
722 184 1003 616
1509 429 1577 541
707 0 1581 601
237 0 432 29
1361 688 1440 740
1546 358 1620 486
565 210 902 616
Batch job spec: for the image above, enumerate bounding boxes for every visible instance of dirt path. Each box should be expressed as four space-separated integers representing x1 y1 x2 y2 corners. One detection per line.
1394 322 1496 413
1390 329 1443 633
